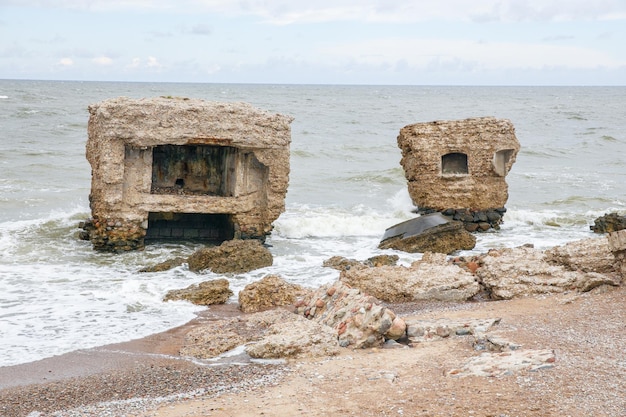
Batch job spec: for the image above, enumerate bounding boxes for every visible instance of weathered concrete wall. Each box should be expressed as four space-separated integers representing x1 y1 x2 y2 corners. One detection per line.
397 117 519 229
83 97 293 252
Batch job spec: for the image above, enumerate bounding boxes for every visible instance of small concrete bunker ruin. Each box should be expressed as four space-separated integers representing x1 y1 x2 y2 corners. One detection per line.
81 97 293 252
397 116 520 231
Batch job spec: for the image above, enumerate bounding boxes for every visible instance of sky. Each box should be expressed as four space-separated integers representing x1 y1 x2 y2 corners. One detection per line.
1 0 625 85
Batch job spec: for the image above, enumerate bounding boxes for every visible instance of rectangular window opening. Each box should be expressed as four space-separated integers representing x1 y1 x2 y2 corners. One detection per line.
151 144 237 196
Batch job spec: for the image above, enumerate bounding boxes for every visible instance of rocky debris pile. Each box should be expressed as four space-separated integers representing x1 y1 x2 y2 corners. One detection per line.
378 213 476 254
340 252 480 302
476 242 620 300
590 212 626 233
163 278 233 306
330 237 620 304
172 235 622 368
187 239 273 274
238 275 310 313
294 281 406 348
180 309 338 360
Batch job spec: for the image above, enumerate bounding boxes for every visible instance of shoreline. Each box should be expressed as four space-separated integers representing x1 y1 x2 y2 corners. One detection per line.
0 303 292 417
2 286 625 417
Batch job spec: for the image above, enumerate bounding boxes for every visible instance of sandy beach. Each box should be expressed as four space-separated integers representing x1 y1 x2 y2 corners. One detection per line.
1 284 624 417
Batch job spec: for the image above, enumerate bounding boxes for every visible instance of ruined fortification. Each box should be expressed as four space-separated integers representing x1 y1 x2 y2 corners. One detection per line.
81 97 293 252
397 117 520 230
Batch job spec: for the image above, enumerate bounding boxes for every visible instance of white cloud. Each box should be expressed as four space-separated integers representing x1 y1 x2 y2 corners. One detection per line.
92 56 113 65
124 56 163 70
7 0 626 23
58 57 74 66
318 38 626 71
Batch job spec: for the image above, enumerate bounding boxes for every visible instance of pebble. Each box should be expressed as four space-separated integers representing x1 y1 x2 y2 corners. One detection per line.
0 361 290 417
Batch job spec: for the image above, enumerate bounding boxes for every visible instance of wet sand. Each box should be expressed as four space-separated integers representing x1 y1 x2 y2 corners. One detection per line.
0 304 289 417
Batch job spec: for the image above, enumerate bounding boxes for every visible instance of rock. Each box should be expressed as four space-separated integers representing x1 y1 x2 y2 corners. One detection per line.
366 254 400 267
323 254 399 271
295 281 406 348
163 278 233 305
139 257 186 272
607 229 626 278
590 212 626 233
340 252 480 302
544 237 618 275
386 316 408 340
180 309 338 360
477 245 620 300
238 274 309 313
379 213 476 254
245 314 339 359
187 239 273 274
180 323 245 359
322 256 365 271
405 317 501 342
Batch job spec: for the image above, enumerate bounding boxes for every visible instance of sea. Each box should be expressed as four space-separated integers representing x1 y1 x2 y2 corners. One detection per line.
1 80 625 368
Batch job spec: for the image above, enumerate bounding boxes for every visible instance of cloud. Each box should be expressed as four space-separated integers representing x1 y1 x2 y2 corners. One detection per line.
125 56 163 69
317 37 626 72
92 56 113 65
58 57 74 66
7 0 626 23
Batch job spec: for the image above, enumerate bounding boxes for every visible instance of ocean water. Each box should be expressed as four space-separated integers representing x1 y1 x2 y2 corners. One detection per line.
1 80 625 367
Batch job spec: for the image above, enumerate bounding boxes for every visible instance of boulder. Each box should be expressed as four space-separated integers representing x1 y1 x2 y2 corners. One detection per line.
607 229 626 278
477 246 620 300
180 322 245 359
590 212 626 233
340 252 480 302
238 274 309 313
163 278 233 305
245 313 339 359
139 257 186 273
187 239 273 274
322 254 399 271
180 309 338 360
294 281 406 348
544 237 618 275
378 213 476 254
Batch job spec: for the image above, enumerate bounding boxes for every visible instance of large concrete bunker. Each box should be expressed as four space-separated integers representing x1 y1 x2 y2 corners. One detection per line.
81 97 293 252
397 117 520 231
